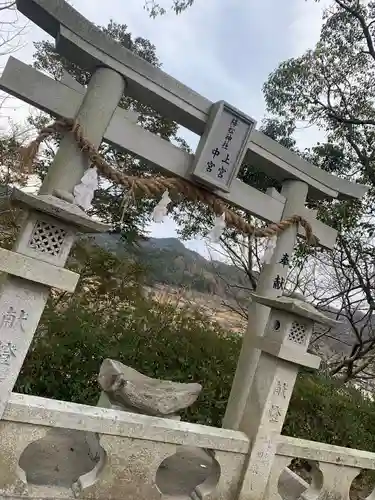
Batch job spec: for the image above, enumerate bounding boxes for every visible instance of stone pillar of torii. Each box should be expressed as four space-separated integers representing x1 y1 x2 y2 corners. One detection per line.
0 0 367 447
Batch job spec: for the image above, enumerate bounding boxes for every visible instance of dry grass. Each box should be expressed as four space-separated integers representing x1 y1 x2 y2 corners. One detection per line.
145 283 246 334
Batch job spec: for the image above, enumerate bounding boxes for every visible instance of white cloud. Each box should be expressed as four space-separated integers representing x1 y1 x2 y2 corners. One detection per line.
284 0 332 150
289 0 331 57
149 217 179 239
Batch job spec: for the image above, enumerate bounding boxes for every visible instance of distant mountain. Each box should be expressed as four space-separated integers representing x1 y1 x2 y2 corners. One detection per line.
90 233 249 298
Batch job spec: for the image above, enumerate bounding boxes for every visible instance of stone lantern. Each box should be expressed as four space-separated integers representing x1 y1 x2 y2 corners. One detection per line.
0 187 108 417
235 293 340 500
250 293 339 372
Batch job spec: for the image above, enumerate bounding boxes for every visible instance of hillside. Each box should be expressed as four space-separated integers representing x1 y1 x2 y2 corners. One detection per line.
92 233 249 298
89 233 366 361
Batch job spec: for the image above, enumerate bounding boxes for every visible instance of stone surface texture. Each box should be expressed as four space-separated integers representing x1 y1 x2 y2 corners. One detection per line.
0 247 79 293
0 393 374 500
223 180 310 432
250 293 341 328
234 288 324 500
265 435 375 500
0 278 49 418
0 62 123 423
4 393 249 454
98 358 202 416
11 189 109 233
1 393 249 499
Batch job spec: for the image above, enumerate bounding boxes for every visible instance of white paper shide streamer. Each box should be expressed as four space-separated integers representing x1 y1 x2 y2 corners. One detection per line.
73 167 99 211
262 234 277 264
152 190 171 223
208 213 226 243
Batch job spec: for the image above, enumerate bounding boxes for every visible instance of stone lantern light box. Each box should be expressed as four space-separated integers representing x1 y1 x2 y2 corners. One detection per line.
250 294 341 370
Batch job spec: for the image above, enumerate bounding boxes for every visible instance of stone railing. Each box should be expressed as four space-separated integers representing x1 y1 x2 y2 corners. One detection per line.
2 392 375 500
266 435 375 500
0 393 249 500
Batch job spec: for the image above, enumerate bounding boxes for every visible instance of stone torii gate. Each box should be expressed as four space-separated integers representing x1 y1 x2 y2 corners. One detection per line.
0 0 368 469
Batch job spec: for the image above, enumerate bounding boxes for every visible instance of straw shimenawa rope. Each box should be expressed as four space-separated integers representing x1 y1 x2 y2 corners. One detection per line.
19 118 318 245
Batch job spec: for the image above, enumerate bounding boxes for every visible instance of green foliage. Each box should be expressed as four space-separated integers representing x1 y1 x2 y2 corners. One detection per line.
16 243 238 426
14 243 375 452
263 0 375 199
13 241 236 426
17 301 239 425
285 373 375 451
260 0 375 382
144 0 195 17
261 0 375 247
17 289 375 450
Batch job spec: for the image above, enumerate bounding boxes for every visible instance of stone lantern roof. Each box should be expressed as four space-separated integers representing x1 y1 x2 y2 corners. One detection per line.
251 293 341 328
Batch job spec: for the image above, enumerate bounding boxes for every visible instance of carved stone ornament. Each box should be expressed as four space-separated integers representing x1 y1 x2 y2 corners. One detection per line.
98 359 202 417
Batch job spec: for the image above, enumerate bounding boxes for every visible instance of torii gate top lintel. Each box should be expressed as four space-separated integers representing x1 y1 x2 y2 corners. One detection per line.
16 0 367 203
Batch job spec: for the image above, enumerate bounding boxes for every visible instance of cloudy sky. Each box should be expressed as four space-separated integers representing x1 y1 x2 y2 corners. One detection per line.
1 0 331 256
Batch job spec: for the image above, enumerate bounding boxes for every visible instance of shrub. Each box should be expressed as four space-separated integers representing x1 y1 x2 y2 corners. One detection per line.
14 242 375 456
16 294 240 427
16 294 375 455
285 372 375 451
